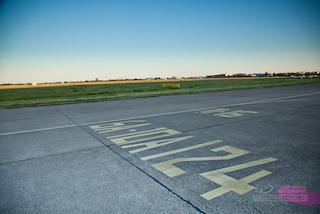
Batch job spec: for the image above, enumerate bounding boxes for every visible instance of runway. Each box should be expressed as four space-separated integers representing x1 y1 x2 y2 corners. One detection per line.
1 83 319 213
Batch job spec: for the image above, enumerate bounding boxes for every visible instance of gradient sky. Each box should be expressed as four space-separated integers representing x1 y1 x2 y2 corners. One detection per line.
0 0 319 83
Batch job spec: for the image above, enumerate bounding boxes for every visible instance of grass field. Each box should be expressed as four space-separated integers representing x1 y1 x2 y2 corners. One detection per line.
1 78 319 109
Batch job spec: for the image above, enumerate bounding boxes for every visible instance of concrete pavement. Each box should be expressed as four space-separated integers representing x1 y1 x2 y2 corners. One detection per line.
1 83 320 213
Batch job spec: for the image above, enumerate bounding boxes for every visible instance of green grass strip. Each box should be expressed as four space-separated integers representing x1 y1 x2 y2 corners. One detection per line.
1 78 319 109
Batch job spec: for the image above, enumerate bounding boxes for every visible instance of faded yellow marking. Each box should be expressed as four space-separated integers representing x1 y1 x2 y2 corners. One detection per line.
201 170 272 200
199 157 277 200
215 111 243 118
152 146 250 177
122 136 193 153
107 127 182 145
89 120 146 130
215 110 258 118
140 140 223 161
197 109 258 118
89 120 150 133
197 108 229 114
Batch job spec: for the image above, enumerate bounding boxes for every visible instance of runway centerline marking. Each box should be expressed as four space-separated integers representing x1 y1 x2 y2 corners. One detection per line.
1 91 319 136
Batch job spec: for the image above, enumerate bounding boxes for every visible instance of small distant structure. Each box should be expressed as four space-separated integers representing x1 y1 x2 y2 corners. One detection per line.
235 73 248 77
31 82 37 85
162 84 180 88
207 74 229 78
115 78 125 81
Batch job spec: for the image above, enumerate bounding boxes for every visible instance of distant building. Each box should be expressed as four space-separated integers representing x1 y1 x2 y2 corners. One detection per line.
206 74 229 78
235 73 248 77
31 82 37 85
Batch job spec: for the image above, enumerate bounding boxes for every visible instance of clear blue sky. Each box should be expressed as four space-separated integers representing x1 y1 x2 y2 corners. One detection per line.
0 0 319 83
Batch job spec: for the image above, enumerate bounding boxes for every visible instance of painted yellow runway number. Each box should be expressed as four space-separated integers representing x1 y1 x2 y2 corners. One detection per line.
107 127 182 145
152 146 250 177
122 136 194 153
141 140 222 161
89 120 151 133
199 157 277 200
198 108 258 118
89 120 277 201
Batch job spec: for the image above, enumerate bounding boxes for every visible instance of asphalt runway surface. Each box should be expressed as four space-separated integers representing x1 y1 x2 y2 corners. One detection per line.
1 83 320 213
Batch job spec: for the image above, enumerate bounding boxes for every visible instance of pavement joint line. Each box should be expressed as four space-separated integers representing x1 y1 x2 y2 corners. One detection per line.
54 108 111 150
1 91 319 136
0 145 105 166
80 126 206 214
56 107 207 214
